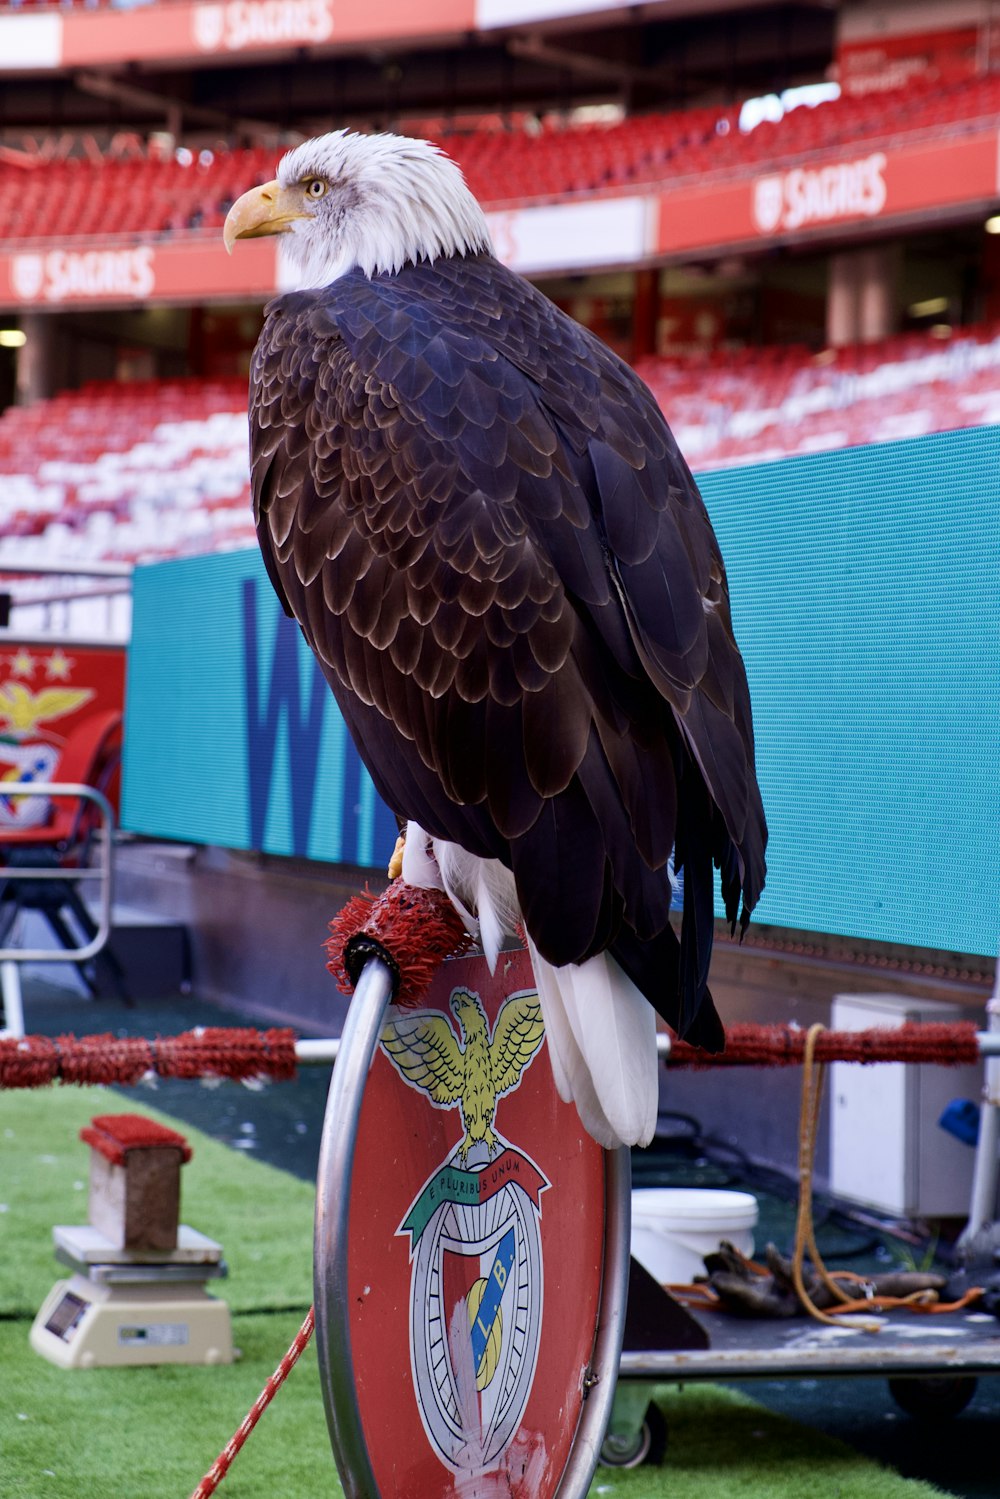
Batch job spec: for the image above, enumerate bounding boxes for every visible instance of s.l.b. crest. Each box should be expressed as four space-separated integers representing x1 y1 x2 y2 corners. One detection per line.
381 988 550 1473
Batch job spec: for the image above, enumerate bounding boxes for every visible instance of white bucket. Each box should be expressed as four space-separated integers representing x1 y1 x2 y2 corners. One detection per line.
630 1187 758 1285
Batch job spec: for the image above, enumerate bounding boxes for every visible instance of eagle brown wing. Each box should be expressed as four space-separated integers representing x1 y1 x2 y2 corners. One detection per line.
250 254 766 1043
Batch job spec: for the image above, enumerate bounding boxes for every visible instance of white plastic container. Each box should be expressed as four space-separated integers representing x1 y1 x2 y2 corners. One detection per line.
630 1187 759 1285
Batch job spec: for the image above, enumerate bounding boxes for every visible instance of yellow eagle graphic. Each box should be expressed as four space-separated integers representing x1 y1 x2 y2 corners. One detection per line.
0 682 94 738
381 989 545 1165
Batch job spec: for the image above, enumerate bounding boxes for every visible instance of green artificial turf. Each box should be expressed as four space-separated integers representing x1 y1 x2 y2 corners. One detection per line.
1 1085 955 1499
593 1385 954 1499
4 1314 327 1499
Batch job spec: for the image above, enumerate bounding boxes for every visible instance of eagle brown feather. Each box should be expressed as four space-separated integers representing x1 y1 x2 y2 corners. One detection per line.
250 251 766 1046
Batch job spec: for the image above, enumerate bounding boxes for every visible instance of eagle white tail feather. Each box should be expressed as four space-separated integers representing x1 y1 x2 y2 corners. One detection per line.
526 935 658 1148
524 936 626 1148
401 823 518 971
400 823 658 1148
474 869 506 973
400 821 448 897
428 832 519 974
520 934 576 1103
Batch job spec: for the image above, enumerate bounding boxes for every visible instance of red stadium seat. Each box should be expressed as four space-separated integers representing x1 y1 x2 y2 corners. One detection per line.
3 323 1000 565
1 70 997 240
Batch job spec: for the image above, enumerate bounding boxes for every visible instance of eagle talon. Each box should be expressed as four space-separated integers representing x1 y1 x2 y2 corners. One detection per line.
387 831 406 881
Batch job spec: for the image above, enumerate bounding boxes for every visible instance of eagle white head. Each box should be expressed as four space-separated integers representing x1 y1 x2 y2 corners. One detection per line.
224 129 493 288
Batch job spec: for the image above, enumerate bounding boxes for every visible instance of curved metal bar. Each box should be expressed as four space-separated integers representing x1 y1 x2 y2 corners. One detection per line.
314 955 396 1499
295 1037 341 1064
295 1032 1000 1064
554 1142 631 1499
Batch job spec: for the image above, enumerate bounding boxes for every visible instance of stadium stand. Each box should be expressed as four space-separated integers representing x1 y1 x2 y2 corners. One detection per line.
448 74 1000 204
0 146 277 243
3 70 1000 243
636 324 1000 466
0 378 254 563
4 323 1000 566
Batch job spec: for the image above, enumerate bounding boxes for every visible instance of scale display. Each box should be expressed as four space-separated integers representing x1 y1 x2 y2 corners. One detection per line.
44 1290 88 1343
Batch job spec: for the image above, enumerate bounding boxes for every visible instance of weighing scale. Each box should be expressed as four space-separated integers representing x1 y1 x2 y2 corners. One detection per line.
31 1222 233 1368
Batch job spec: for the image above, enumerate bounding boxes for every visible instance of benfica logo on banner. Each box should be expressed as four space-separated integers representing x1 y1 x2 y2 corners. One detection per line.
346 948 607 1498
0 644 124 829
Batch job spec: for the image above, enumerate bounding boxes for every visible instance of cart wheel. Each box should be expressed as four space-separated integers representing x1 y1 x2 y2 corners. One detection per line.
887 1376 978 1420
599 1402 668 1468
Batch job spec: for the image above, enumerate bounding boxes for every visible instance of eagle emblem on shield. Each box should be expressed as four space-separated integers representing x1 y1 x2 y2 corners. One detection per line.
381 988 550 1472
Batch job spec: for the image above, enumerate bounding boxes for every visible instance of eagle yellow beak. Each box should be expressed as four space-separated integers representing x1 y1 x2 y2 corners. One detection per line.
223 179 308 253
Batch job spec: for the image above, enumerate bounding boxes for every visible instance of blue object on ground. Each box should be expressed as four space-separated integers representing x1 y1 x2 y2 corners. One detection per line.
939 1098 980 1147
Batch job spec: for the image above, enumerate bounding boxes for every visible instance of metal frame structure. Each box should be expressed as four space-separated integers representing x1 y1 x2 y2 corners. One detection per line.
312 953 632 1499
0 560 132 640
612 1303 1000 1399
0 781 116 1038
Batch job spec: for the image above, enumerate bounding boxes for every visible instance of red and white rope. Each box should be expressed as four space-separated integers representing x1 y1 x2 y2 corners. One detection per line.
188 1306 315 1499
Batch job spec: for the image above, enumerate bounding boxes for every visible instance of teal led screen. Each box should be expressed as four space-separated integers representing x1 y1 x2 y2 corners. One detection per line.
123 424 1000 956
698 424 999 959
122 548 399 868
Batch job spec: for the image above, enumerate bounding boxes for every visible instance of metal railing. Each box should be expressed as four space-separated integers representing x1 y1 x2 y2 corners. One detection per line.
0 782 116 1038
0 560 132 642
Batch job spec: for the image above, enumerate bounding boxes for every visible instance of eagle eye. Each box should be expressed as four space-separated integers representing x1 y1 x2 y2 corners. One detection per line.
304 177 328 200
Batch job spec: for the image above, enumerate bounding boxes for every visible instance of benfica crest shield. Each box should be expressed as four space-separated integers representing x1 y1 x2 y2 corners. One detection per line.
315 946 629 1499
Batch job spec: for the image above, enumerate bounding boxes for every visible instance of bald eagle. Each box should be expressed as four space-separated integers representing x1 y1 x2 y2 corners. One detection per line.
224 131 767 1150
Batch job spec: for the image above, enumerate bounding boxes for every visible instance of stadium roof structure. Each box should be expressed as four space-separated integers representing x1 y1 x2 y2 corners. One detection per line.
0 0 833 129
1 0 832 77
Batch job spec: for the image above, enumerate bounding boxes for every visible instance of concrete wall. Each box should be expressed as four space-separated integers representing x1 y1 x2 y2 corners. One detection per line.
114 838 375 1037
